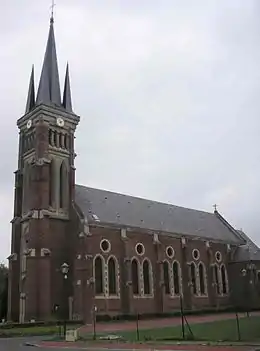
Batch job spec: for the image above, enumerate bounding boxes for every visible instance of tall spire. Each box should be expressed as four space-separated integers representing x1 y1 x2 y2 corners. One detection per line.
62 63 73 113
25 65 35 113
36 16 61 107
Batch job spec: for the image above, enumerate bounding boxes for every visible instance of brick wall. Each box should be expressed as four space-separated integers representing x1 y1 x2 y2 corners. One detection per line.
72 225 232 320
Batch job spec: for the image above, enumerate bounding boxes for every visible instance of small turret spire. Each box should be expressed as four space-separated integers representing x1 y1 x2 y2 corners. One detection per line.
62 63 73 113
25 65 35 113
36 12 61 107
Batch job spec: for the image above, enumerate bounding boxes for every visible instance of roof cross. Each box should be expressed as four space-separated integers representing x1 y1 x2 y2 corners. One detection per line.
50 0 56 23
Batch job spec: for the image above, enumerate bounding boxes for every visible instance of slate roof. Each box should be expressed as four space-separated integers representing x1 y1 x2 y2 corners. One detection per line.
75 184 244 244
233 230 260 262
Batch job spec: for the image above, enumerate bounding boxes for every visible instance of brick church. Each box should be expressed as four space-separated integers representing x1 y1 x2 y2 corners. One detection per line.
7 16 260 323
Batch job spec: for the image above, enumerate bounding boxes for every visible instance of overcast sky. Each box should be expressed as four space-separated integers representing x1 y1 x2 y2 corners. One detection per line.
1 0 260 263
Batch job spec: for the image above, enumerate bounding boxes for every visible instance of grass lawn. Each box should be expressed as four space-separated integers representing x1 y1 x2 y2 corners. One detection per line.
0 323 81 338
95 316 260 342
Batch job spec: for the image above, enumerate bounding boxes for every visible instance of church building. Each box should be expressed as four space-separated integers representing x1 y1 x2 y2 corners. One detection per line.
7 16 260 323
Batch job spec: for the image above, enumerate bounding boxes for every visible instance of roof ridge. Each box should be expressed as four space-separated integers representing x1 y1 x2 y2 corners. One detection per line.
214 211 246 244
237 229 260 249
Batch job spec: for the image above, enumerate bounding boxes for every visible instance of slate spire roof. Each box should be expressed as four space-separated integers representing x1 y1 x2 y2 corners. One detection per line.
24 15 74 114
36 16 61 107
25 65 35 113
62 63 73 113
36 17 61 106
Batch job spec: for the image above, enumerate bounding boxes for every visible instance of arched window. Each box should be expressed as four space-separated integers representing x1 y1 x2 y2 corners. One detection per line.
22 135 27 152
108 257 117 295
67 135 71 150
64 134 68 149
253 269 257 284
173 261 180 295
213 265 220 295
27 134 31 151
59 133 62 148
59 163 63 208
143 260 151 295
221 264 228 294
199 263 206 295
54 131 58 147
59 161 68 209
48 129 52 146
190 263 197 295
49 161 53 207
131 259 140 295
94 256 104 295
23 163 31 212
257 271 260 282
27 166 31 210
163 261 170 294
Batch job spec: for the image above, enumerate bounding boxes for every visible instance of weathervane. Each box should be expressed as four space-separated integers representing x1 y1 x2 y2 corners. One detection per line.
50 0 56 23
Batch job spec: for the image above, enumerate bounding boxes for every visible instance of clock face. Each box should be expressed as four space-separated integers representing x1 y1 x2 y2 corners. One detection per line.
56 117 65 127
26 120 32 129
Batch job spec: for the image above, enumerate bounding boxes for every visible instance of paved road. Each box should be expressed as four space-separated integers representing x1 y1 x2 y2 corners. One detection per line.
0 336 82 350
0 337 255 351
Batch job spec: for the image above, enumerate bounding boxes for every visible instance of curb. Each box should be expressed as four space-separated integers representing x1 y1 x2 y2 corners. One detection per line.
26 347 191 351
25 343 260 350
23 341 40 347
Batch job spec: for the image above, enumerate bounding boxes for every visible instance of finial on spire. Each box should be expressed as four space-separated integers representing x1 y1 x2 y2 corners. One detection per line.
50 0 56 24
213 204 218 212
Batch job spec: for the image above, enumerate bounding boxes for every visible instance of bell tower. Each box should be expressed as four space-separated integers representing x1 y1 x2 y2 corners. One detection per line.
8 15 80 322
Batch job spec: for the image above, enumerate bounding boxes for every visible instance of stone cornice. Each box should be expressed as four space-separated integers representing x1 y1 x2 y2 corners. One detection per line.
88 222 238 246
17 104 80 131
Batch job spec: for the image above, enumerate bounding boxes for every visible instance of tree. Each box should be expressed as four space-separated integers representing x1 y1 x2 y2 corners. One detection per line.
0 264 8 320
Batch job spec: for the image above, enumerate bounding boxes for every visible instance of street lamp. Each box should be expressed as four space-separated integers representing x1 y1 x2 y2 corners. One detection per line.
241 268 250 316
61 262 69 280
60 263 69 338
241 269 247 277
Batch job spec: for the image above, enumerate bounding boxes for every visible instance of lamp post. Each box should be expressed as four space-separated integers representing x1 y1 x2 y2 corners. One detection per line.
180 295 185 339
93 305 97 340
241 268 249 316
241 263 256 315
61 263 69 338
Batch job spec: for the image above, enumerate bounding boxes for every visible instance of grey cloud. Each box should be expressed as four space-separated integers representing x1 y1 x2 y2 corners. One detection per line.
1 0 260 262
